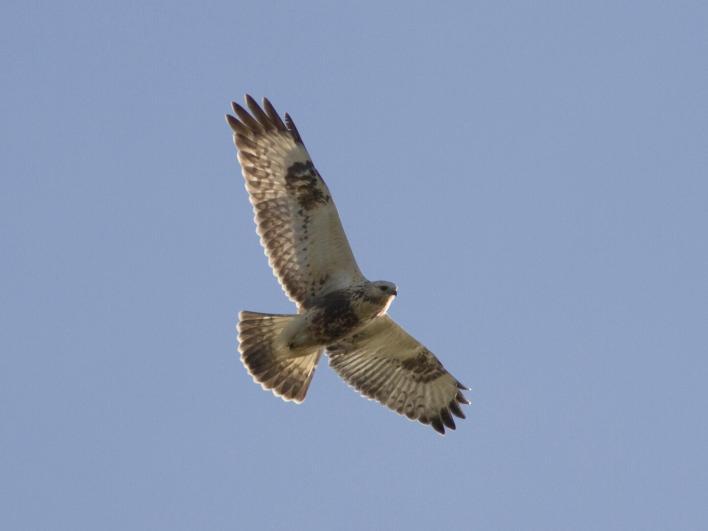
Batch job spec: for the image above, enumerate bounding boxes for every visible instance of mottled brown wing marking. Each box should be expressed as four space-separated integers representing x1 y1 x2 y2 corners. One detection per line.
400 349 447 383
226 95 364 307
284 161 331 210
327 316 469 435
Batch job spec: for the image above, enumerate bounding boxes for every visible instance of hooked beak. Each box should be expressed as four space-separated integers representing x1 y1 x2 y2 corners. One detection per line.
392 288 398 296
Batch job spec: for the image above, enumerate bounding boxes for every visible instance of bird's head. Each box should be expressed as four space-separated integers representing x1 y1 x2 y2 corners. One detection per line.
372 280 398 298
369 281 398 316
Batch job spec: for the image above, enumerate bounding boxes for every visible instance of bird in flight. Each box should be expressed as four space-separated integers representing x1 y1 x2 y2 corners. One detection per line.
226 96 469 434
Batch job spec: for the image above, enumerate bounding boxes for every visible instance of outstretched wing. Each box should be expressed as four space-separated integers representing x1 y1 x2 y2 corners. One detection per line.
226 95 364 309
327 316 469 434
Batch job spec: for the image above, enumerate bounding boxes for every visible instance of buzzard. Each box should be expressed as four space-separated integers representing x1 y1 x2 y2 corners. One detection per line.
227 96 469 434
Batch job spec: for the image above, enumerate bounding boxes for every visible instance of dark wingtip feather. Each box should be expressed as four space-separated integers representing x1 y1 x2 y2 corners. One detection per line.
284 112 304 144
456 391 470 405
245 94 273 130
244 93 257 108
231 100 263 132
263 97 288 131
225 114 247 135
431 417 445 435
440 408 456 430
449 401 466 419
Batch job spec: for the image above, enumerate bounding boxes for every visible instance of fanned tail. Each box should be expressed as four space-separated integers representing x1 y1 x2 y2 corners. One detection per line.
237 311 322 403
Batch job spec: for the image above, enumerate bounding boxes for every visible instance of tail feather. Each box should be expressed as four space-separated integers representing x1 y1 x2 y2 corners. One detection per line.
237 311 321 403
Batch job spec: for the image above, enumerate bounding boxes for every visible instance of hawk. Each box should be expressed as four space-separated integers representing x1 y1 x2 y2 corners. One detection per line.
227 95 469 434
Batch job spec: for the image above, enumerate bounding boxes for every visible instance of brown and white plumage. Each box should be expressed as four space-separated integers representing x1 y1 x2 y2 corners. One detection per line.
228 95 364 309
227 95 469 434
328 317 468 434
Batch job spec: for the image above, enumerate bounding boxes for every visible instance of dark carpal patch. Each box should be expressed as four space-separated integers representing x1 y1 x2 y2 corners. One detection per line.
284 161 330 210
311 290 360 342
400 349 446 383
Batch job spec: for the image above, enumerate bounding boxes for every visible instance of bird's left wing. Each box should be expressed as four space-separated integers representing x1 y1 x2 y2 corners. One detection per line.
327 316 469 434
227 95 364 309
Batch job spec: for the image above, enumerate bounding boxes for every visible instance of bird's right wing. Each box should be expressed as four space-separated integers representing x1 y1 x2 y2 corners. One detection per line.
327 316 469 434
227 96 364 309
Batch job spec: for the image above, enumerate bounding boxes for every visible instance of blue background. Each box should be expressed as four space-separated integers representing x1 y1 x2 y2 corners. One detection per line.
2 1 707 529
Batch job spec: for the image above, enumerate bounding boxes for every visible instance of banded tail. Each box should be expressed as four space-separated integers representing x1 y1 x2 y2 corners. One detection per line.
237 311 322 403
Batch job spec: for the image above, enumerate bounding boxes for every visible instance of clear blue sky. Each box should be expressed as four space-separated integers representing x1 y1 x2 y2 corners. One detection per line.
2 1 707 529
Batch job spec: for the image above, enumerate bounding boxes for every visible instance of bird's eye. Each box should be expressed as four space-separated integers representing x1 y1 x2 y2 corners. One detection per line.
379 285 387 291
